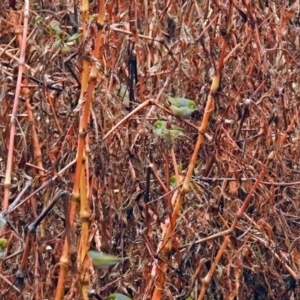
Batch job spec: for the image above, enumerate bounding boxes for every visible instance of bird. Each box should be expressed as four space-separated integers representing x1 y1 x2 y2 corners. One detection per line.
0 216 7 231
0 238 8 260
170 174 184 188
153 120 186 142
165 95 197 118
117 84 130 106
107 293 132 300
88 250 122 269
170 174 203 191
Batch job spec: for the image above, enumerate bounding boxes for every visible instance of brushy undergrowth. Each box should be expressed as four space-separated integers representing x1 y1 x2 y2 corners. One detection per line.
1 1 300 299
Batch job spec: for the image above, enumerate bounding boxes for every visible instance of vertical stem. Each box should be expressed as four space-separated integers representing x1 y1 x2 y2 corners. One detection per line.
3 0 29 210
55 0 106 298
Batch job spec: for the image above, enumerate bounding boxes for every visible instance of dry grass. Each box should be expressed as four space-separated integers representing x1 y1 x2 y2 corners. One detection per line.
1 0 300 299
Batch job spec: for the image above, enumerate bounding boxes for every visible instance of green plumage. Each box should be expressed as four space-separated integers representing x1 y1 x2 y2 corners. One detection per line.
107 293 132 300
117 84 130 106
0 217 7 231
153 120 186 142
165 95 197 118
0 238 8 260
88 251 122 269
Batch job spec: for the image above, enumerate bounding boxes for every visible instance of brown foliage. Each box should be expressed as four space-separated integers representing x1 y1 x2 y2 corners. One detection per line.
1 0 300 299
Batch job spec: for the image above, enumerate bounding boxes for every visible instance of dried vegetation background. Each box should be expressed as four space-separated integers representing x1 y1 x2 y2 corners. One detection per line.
1 0 300 299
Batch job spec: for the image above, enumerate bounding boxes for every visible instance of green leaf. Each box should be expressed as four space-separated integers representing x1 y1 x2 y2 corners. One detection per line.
52 39 61 49
61 45 72 53
50 20 62 36
67 33 82 42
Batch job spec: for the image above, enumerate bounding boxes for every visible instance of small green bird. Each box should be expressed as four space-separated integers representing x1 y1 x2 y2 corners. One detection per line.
107 293 132 300
170 174 202 191
170 175 184 187
117 84 130 106
0 238 8 260
88 250 122 269
153 120 186 142
0 216 7 231
165 95 197 118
